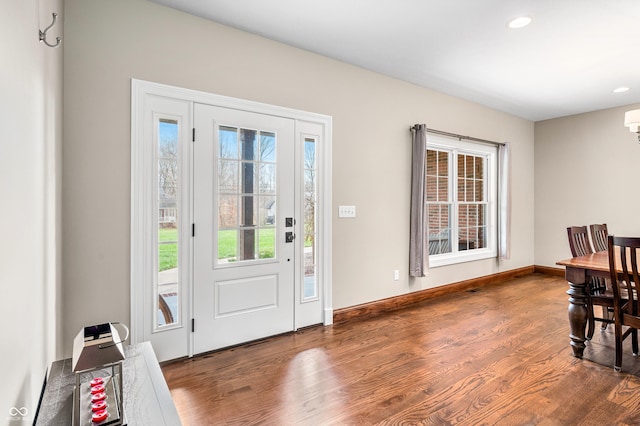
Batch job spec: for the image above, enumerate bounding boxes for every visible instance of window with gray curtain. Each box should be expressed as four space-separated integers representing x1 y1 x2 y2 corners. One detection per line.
410 128 510 274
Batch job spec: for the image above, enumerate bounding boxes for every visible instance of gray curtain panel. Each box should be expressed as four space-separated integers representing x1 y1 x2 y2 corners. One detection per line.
410 124 428 277
498 142 511 260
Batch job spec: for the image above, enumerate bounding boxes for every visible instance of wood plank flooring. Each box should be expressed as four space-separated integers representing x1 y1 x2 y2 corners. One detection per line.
162 273 640 425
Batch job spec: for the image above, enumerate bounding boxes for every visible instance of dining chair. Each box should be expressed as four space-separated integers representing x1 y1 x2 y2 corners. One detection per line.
567 226 613 339
607 235 640 372
590 223 608 252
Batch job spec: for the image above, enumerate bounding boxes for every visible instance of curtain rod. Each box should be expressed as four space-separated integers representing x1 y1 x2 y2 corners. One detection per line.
410 125 505 147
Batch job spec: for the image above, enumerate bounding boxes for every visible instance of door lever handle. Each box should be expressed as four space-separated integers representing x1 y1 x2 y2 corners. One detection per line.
285 232 295 243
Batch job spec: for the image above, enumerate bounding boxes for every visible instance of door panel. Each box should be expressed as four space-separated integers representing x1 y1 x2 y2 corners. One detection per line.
193 104 295 354
217 275 278 316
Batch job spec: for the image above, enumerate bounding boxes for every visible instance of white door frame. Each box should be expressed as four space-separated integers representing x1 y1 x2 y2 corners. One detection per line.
131 79 333 360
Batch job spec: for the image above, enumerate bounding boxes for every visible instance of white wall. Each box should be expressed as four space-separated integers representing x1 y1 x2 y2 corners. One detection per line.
63 0 534 355
0 0 62 422
535 104 640 268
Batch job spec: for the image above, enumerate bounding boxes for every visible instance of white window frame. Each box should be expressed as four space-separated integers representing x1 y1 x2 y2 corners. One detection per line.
427 135 498 268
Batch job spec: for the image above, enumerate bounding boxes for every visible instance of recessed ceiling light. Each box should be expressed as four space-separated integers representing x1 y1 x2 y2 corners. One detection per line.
613 87 630 93
508 16 532 29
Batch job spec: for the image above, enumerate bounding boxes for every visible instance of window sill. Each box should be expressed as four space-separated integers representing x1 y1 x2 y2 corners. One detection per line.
428 249 497 268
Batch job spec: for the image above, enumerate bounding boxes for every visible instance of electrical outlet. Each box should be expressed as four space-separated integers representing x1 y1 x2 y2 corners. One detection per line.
338 205 356 218
394 270 400 281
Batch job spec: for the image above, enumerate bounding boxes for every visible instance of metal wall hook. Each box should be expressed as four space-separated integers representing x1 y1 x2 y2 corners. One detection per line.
39 13 61 48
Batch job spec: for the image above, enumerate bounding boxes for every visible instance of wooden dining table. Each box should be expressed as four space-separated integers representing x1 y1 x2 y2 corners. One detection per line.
557 251 609 358
556 248 627 358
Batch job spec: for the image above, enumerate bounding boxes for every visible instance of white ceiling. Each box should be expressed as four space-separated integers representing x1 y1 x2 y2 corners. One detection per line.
150 0 640 121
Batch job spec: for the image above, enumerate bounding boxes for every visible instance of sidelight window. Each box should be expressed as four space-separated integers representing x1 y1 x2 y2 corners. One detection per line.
303 137 318 300
157 118 179 327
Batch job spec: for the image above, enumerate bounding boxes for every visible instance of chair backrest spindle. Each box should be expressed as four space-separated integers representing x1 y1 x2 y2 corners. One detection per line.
567 226 594 257
590 223 608 252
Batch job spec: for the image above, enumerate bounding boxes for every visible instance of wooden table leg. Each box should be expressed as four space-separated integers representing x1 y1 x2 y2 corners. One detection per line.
565 266 588 358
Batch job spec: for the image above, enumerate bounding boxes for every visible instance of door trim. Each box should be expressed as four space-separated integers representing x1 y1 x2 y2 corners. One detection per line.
131 79 333 360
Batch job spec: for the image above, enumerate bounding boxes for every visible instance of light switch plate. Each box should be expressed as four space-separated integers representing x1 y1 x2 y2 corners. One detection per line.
338 205 356 218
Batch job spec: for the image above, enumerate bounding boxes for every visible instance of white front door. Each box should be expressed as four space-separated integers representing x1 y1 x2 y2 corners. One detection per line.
193 104 296 353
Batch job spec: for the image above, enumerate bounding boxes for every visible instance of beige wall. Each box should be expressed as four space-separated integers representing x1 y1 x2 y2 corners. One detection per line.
534 104 640 268
1 0 63 420
63 0 534 355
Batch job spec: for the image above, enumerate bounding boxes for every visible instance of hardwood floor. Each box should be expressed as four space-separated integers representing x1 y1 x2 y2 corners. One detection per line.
162 273 640 425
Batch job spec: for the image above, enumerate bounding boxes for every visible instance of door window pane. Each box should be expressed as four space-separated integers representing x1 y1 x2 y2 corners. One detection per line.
217 126 277 264
219 126 238 159
258 228 276 259
218 195 238 229
260 132 276 162
259 163 276 194
259 195 276 226
218 160 238 193
218 229 238 262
